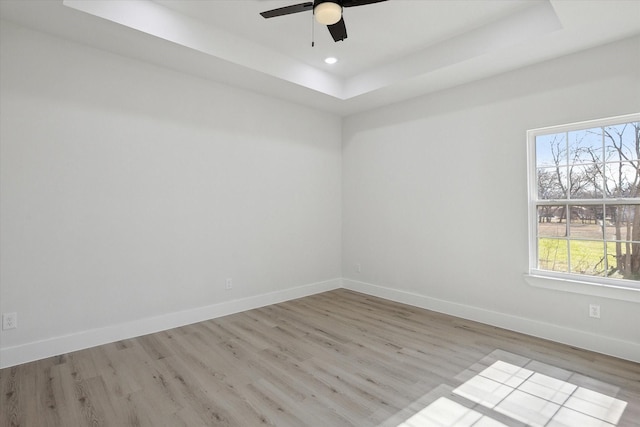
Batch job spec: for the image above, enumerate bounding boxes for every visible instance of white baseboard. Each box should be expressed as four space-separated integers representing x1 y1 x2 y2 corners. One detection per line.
0 278 342 369
342 278 640 363
3 277 637 368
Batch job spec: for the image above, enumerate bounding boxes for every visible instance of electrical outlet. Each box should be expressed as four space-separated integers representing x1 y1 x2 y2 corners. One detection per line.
225 278 233 290
355 263 361 273
2 312 17 330
589 304 601 319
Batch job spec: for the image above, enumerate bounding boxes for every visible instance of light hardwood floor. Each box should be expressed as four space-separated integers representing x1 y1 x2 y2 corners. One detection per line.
1 289 639 426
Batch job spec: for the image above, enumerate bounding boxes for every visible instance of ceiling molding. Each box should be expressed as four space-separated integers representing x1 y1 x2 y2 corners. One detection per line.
1 0 639 116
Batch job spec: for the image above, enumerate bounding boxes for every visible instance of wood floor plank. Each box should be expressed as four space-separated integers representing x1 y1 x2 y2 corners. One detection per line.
1 366 21 427
1 289 639 426
241 380 310 427
35 362 62 427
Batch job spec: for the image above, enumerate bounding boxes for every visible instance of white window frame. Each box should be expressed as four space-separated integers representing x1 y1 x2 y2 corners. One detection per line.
525 113 640 302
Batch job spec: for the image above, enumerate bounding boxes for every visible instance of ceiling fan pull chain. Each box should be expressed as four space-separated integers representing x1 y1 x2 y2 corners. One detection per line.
311 10 315 47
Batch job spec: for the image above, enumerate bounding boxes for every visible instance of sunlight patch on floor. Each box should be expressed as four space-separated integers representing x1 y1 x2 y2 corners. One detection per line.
453 360 626 426
393 351 627 427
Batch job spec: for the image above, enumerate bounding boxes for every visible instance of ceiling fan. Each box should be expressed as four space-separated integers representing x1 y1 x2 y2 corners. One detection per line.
260 0 388 42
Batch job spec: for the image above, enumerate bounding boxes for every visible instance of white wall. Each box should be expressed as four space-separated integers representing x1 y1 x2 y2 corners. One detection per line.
0 22 342 366
342 36 640 361
2 19 639 368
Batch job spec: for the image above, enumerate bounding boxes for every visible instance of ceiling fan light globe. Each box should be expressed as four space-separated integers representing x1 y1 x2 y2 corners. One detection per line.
314 2 342 25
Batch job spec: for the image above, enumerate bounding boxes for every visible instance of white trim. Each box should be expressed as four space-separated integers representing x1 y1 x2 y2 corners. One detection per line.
3 277 639 368
527 112 640 294
524 273 640 302
0 278 342 369
342 278 640 363
528 113 640 136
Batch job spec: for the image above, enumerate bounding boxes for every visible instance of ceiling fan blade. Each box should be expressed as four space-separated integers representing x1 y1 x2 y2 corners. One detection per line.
342 0 387 7
327 16 347 42
260 2 313 19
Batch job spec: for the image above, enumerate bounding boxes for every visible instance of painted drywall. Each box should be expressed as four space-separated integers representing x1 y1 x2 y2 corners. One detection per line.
2 18 639 367
342 36 640 360
0 21 342 364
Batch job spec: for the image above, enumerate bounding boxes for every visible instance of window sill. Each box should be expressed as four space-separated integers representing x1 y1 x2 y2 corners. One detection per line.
524 273 640 302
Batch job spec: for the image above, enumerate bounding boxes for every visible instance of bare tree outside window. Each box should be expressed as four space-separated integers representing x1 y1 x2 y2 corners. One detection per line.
533 118 640 282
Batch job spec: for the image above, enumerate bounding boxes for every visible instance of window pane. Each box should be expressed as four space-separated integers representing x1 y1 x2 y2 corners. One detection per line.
536 133 566 167
569 164 602 199
604 241 640 281
530 116 640 286
604 205 639 241
537 206 566 237
568 206 603 239
569 127 602 164
605 122 639 162
537 167 567 199
569 240 606 276
604 222 618 241
603 205 640 280
604 162 640 197
538 238 567 272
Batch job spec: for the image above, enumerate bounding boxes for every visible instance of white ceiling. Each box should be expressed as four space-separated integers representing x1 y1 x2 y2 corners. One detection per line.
1 0 639 116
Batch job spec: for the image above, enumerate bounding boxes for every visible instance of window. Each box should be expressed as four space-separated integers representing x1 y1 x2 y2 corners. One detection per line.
528 114 640 290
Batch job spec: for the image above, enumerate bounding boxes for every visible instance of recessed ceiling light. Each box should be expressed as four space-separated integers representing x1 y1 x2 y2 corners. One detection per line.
324 57 338 65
